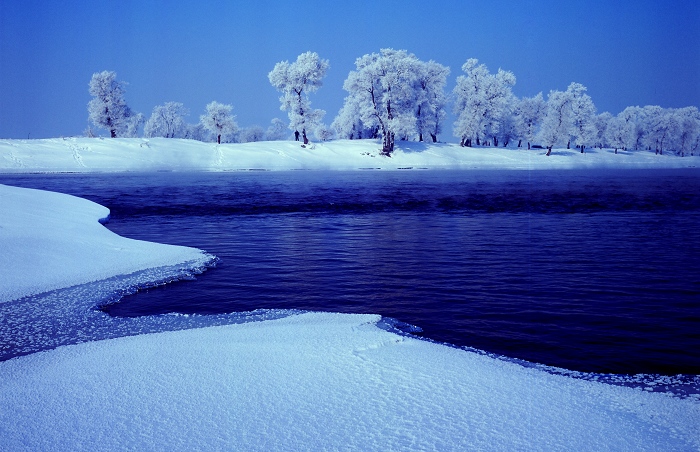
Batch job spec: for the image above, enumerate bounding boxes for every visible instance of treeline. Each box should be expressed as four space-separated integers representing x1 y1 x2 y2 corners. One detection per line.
86 71 287 144
86 50 700 157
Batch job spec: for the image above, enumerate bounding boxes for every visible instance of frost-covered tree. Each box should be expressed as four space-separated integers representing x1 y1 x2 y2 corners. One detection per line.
144 102 187 138
332 94 377 140
568 83 597 153
183 122 210 142
415 60 450 143
200 101 238 144
453 59 516 147
340 49 423 155
314 124 335 141
537 83 595 155
265 118 288 141
516 93 546 149
122 113 144 138
618 106 645 150
538 89 573 155
239 125 265 143
88 70 142 138
335 50 449 150
497 105 519 148
641 105 678 155
268 51 329 145
605 115 627 153
594 112 612 149
674 107 700 156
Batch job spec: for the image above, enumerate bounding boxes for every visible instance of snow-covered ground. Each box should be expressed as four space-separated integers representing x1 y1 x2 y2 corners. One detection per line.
2 310 699 451
2 140 700 449
0 184 213 303
1 137 698 172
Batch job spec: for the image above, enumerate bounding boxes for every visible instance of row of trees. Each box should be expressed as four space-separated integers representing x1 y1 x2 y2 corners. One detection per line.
87 50 700 157
87 71 288 143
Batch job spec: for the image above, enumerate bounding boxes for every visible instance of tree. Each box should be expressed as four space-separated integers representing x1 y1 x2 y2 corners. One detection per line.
314 124 335 141
537 83 595 155
453 59 516 147
332 94 377 140
341 49 423 155
265 118 288 141
268 51 329 145
88 71 142 138
568 83 597 153
183 122 209 141
239 125 265 143
200 101 238 144
516 93 546 149
537 89 573 155
604 115 627 153
144 102 187 138
415 60 450 143
672 107 700 156
642 106 678 155
594 112 613 149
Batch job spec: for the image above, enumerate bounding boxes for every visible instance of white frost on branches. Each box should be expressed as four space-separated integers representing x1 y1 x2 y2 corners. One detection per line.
200 101 238 144
144 102 188 138
453 59 516 147
87 71 143 138
268 52 329 145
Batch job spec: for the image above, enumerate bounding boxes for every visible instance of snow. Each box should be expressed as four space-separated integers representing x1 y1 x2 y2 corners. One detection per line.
1 140 699 449
0 312 698 450
1 137 698 173
0 184 212 303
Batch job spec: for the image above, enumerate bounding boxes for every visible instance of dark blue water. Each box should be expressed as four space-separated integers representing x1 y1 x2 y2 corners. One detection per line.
4 169 700 375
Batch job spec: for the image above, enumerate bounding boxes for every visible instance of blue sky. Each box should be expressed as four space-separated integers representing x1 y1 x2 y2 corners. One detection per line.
1 0 699 139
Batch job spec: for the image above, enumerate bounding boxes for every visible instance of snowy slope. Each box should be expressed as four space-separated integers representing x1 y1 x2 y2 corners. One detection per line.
1 137 698 172
1 311 699 450
0 184 212 303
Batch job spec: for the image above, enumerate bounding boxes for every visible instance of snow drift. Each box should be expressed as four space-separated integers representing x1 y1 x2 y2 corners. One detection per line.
0 184 213 303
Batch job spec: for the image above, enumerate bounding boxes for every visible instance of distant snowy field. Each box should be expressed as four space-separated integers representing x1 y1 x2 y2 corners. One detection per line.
1 137 698 172
2 140 700 449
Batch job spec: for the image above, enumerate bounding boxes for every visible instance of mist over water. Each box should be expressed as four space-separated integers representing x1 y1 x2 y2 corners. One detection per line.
4 169 700 374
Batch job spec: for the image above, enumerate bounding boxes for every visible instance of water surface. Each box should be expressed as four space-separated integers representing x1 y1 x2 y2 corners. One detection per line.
4 169 699 375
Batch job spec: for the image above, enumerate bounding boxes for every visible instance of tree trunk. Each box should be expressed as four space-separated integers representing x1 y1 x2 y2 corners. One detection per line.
546 146 552 156
430 133 437 143
476 137 481 146
528 142 531 150
110 129 117 138
493 137 498 147
217 134 221 144
302 128 309 145
518 140 522 148
382 132 394 156
567 140 570 149
580 145 585 154
419 132 423 142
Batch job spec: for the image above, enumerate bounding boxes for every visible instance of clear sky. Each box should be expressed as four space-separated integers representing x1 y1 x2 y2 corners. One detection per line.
1 0 699 139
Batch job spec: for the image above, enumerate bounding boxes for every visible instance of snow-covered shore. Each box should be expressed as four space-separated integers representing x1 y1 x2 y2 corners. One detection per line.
1 137 698 172
0 184 213 303
2 310 699 451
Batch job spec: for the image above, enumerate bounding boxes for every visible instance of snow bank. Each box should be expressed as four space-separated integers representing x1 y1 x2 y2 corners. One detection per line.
1 137 698 172
1 312 698 451
0 184 212 303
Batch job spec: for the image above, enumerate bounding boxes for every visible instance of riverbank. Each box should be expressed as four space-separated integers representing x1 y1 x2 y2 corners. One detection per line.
2 137 698 172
